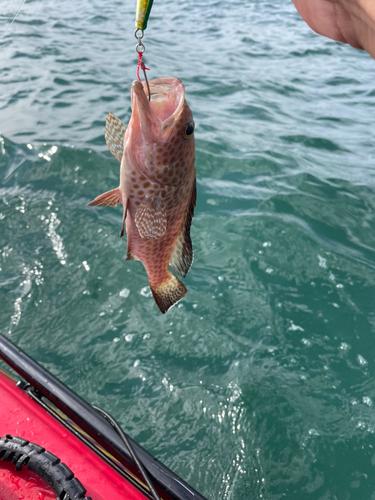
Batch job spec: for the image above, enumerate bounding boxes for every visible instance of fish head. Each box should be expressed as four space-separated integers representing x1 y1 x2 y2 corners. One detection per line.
127 77 195 185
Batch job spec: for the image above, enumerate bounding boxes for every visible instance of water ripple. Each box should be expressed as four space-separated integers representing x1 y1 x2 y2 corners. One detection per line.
1 1 375 499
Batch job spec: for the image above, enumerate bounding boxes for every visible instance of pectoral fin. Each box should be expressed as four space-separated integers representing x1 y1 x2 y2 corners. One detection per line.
135 194 167 239
88 188 121 207
105 112 126 163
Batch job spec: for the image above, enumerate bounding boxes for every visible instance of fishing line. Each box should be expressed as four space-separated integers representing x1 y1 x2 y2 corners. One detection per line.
134 0 154 101
136 51 151 101
135 29 151 101
0 0 27 41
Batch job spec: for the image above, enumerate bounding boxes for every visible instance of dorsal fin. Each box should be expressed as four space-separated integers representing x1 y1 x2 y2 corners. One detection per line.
105 112 126 163
170 178 196 277
135 194 167 240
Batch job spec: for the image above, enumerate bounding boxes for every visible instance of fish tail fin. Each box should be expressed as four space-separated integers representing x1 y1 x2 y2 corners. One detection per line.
150 272 187 314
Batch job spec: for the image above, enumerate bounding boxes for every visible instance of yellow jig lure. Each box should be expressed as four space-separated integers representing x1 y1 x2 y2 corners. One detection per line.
135 0 154 31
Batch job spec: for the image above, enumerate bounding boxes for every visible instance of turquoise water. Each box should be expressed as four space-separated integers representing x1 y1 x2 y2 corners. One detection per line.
2 0 375 498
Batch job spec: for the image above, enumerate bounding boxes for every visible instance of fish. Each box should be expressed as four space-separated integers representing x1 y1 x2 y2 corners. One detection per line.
89 77 196 313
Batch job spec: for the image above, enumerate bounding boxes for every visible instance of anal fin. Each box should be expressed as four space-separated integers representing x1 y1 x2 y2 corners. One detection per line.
125 249 139 261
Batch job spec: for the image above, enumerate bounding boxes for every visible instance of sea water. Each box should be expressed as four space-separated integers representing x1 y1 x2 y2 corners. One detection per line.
1 0 375 498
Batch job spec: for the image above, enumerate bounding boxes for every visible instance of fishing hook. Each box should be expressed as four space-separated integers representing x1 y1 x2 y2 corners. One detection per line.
142 63 151 102
134 29 151 101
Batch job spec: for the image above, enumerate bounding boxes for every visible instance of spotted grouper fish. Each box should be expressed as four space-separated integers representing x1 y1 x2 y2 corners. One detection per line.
89 77 196 313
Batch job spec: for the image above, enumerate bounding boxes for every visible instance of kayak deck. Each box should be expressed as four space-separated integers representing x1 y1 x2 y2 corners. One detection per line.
0 369 149 500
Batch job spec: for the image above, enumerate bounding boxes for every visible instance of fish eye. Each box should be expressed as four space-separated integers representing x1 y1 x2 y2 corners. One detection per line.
183 122 194 139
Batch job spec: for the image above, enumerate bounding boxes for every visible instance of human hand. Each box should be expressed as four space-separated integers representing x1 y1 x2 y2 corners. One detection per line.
292 0 375 58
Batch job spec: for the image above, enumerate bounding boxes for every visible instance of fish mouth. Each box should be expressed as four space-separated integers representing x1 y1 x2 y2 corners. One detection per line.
131 77 186 140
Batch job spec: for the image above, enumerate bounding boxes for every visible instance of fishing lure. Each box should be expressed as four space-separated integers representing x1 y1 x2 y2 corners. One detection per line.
89 1 197 313
135 0 154 31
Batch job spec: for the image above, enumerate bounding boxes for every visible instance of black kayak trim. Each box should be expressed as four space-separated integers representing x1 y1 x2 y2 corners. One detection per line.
0 332 207 500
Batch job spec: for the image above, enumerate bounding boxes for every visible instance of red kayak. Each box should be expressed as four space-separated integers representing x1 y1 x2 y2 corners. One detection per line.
0 333 206 500
0 368 147 500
